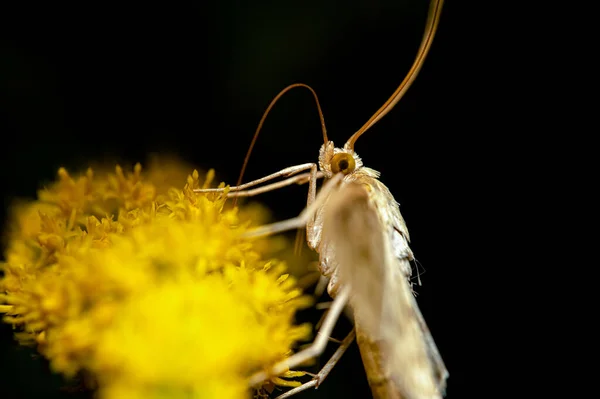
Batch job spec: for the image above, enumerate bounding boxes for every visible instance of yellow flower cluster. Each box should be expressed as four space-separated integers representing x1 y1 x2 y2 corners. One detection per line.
0 161 312 399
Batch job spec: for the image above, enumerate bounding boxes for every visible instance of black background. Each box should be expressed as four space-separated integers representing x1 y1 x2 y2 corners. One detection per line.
0 1 489 398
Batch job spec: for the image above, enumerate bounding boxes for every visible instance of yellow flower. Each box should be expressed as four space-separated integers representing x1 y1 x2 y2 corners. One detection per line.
1 161 313 399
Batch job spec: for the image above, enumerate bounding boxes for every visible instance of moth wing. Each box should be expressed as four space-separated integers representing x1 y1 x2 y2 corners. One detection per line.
323 182 444 399
322 182 387 335
411 289 449 395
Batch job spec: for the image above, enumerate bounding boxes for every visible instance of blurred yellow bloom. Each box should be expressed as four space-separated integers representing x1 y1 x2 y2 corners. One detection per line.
1 160 313 399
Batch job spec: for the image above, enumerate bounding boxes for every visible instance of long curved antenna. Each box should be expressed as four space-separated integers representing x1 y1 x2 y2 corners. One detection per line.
235 84 328 196
346 0 445 150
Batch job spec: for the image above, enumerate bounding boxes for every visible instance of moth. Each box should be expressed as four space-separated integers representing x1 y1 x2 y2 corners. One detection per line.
196 1 448 398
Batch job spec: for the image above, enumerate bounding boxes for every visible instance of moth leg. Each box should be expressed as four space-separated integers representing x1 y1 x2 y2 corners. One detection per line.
193 163 317 194
274 329 356 399
292 161 320 254
313 275 329 298
242 173 344 240
248 286 350 387
304 164 318 225
224 171 324 198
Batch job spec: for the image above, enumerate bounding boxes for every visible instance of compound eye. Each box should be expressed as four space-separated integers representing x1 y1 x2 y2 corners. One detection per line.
330 153 356 175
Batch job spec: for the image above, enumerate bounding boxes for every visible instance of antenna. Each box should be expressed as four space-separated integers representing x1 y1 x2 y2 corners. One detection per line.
234 84 327 207
346 0 445 150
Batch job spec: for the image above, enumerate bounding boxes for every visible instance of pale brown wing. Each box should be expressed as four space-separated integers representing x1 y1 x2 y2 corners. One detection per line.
355 320 404 399
352 170 414 282
322 182 387 334
358 172 448 392
322 182 443 399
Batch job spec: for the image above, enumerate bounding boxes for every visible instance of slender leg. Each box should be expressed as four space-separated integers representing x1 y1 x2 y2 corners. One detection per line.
313 275 329 298
296 270 321 291
235 172 348 387
242 173 344 240
274 329 357 399
305 165 319 235
315 308 329 331
223 171 324 198
193 163 317 193
248 286 350 387
316 301 333 311
293 228 305 256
